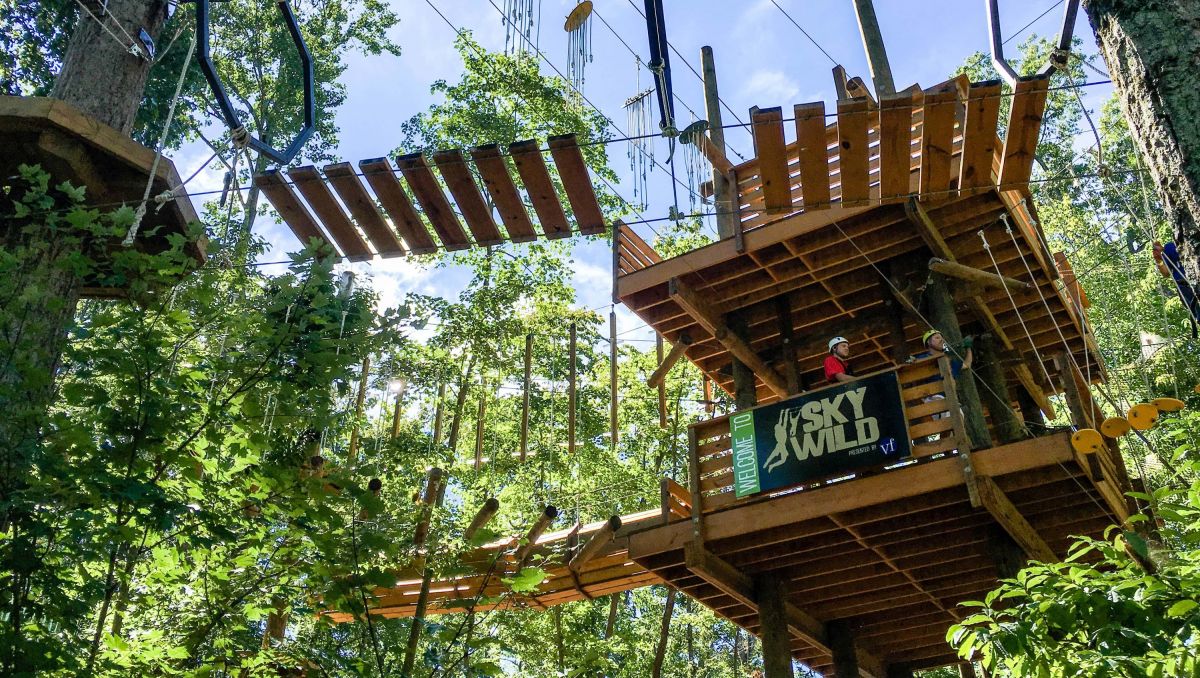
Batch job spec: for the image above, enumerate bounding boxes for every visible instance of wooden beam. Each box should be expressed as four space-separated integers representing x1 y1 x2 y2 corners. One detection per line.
568 516 622 571
510 139 570 238
514 506 559 567
464 498 500 542
669 277 790 398
928 257 1032 293
750 106 792 213
758 573 795 678
432 149 504 246
975 474 1057 563
547 134 606 235
656 334 668 428
702 46 737 240
684 542 884 678
324 162 406 256
358 158 439 254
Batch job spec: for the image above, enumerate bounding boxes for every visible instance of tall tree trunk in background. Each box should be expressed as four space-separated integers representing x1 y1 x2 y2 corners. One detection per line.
1083 1 1200 276
1 2 165 671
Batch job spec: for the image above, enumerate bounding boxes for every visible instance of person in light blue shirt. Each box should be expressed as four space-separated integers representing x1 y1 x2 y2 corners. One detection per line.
1153 241 1200 337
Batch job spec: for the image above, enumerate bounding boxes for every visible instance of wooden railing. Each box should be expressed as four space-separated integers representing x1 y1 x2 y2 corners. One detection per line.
683 358 966 513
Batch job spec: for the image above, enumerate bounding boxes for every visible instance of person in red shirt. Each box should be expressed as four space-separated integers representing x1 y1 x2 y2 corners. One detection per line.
823 336 855 384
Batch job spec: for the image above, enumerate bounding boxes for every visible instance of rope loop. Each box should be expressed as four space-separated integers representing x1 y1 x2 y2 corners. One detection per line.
999 213 1013 235
231 126 250 149
978 229 991 251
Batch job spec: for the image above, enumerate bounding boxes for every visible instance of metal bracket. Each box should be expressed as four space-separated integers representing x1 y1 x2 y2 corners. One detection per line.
986 0 1080 87
193 0 315 165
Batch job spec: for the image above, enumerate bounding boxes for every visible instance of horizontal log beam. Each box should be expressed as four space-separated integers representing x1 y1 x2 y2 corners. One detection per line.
669 277 790 397
647 334 691 388
928 258 1031 293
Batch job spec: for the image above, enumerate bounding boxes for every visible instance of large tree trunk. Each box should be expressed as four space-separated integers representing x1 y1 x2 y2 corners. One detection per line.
1084 1 1200 278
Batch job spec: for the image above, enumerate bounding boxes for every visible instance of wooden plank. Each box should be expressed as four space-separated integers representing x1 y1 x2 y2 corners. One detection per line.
432 149 504 246
975 474 1057 563
254 169 333 252
750 106 792 213
509 139 570 238
548 134 606 235
877 92 916 204
998 75 1050 190
395 152 471 250
837 98 871 206
794 102 831 210
358 158 439 254
669 277 790 398
470 144 537 243
323 162 405 256
958 81 1003 195
287 165 372 261
919 83 958 200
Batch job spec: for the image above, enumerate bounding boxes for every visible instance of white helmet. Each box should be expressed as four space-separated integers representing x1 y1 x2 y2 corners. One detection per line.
828 336 848 352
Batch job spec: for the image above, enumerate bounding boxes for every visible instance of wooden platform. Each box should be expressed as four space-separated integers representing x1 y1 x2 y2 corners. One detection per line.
254 134 607 259
0 96 205 296
627 431 1121 675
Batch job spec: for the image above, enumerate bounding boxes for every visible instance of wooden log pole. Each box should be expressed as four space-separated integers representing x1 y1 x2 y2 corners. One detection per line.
929 257 1032 293
827 619 859 678
648 333 690 389
473 381 488 471
610 311 619 450
402 466 444 678
925 273 992 450
701 46 737 240
513 505 559 567
568 516 622 571
604 594 619 639
975 335 1025 444
464 497 500 541
411 467 444 550
656 334 668 428
756 574 795 678
447 359 475 452
728 313 758 410
851 0 896 97
568 323 577 456
346 356 371 463
521 333 532 460
776 295 801 394
390 389 404 441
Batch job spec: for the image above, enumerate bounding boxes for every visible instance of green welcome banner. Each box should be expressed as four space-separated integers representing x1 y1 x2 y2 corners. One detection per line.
729 371 912 498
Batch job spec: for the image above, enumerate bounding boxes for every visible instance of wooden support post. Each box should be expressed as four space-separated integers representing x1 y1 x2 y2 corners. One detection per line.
402 467 444 678
604 593 619 639
851 0 896 97
775 295 801 395
521 334 531 461
568 516 622 571
514 505 559 567
464 497 500 541
702 46 737 240
347 356 371 464
1014 380 1047 434
648 333 690 389
959 663 979 678
756 574 795 678
568 323 577 456
827 619 860 678
687 426 705 542
729 314 758 409
473 381 488 471
975 335 1025 444
832 64 850 100
1054 351 1093 430
390 389 404 441
939 355 981 508
656 334 668 428
929 257 1033 293
977 474 1057 562
610 311 619 450
703 378 715 415
925 273 993 450
431 383 446 447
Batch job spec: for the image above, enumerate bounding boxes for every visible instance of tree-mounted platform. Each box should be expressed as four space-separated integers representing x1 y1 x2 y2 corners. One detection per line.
254 134 608 259
0 96 206 297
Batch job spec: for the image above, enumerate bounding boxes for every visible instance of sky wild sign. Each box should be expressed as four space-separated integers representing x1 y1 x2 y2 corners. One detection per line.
730 371 912 497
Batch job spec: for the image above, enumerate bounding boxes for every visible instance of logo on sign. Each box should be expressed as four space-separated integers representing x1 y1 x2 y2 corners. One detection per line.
762 386 879 473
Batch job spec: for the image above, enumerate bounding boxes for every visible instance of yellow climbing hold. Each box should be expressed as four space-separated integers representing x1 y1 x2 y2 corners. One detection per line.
1071 428 1105 454
1127 403 1160 431
1100 416 1131 438
1152 397 1186 413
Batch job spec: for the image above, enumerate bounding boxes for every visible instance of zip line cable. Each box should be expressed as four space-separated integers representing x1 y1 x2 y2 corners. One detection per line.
767 0 840 66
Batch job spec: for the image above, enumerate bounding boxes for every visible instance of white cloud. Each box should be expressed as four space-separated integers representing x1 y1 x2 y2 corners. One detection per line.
739 70 802 106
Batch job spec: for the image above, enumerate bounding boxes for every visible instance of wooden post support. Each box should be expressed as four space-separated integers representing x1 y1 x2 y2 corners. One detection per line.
756 574 795 678
656 334 668 428
851 0 896 97
431 383 446 448
1054 351 1093 430
729 314 758 409
568 323 577 456
411 467 444 550
464 497 500 541
1014 379 1047 434
827 619 860 678
701 46 736 240
521 333 532 461
939 356 981 508
977 475 1057 563
514 505 559 567
610 311 619 450
346 356 371 463
975 335 1025 444
568 516 622 571
687 426 705 542
775 295 801 395
648 333 691 389
925 272 993 450
929 257 1032 293
473 381 488 470
604 594 619 639
704 378 715 415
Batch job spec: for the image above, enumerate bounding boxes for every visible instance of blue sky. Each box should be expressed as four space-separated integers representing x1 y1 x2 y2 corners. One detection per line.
175 0 1110 343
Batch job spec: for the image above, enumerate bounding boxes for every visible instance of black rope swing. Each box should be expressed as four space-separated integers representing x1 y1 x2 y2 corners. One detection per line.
193 0 316 165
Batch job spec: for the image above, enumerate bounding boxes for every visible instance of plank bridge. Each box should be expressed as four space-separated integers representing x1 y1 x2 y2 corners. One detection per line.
327 75 1138 677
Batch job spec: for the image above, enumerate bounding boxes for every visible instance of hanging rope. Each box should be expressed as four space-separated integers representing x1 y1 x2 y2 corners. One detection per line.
123 26 198 246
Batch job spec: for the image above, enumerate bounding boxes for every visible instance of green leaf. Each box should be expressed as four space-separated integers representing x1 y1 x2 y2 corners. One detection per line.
1166 600 1197 617
504 566 547 593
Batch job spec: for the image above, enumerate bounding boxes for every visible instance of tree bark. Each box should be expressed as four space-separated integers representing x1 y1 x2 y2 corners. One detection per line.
51 0 168 136
1084 1 1200 278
